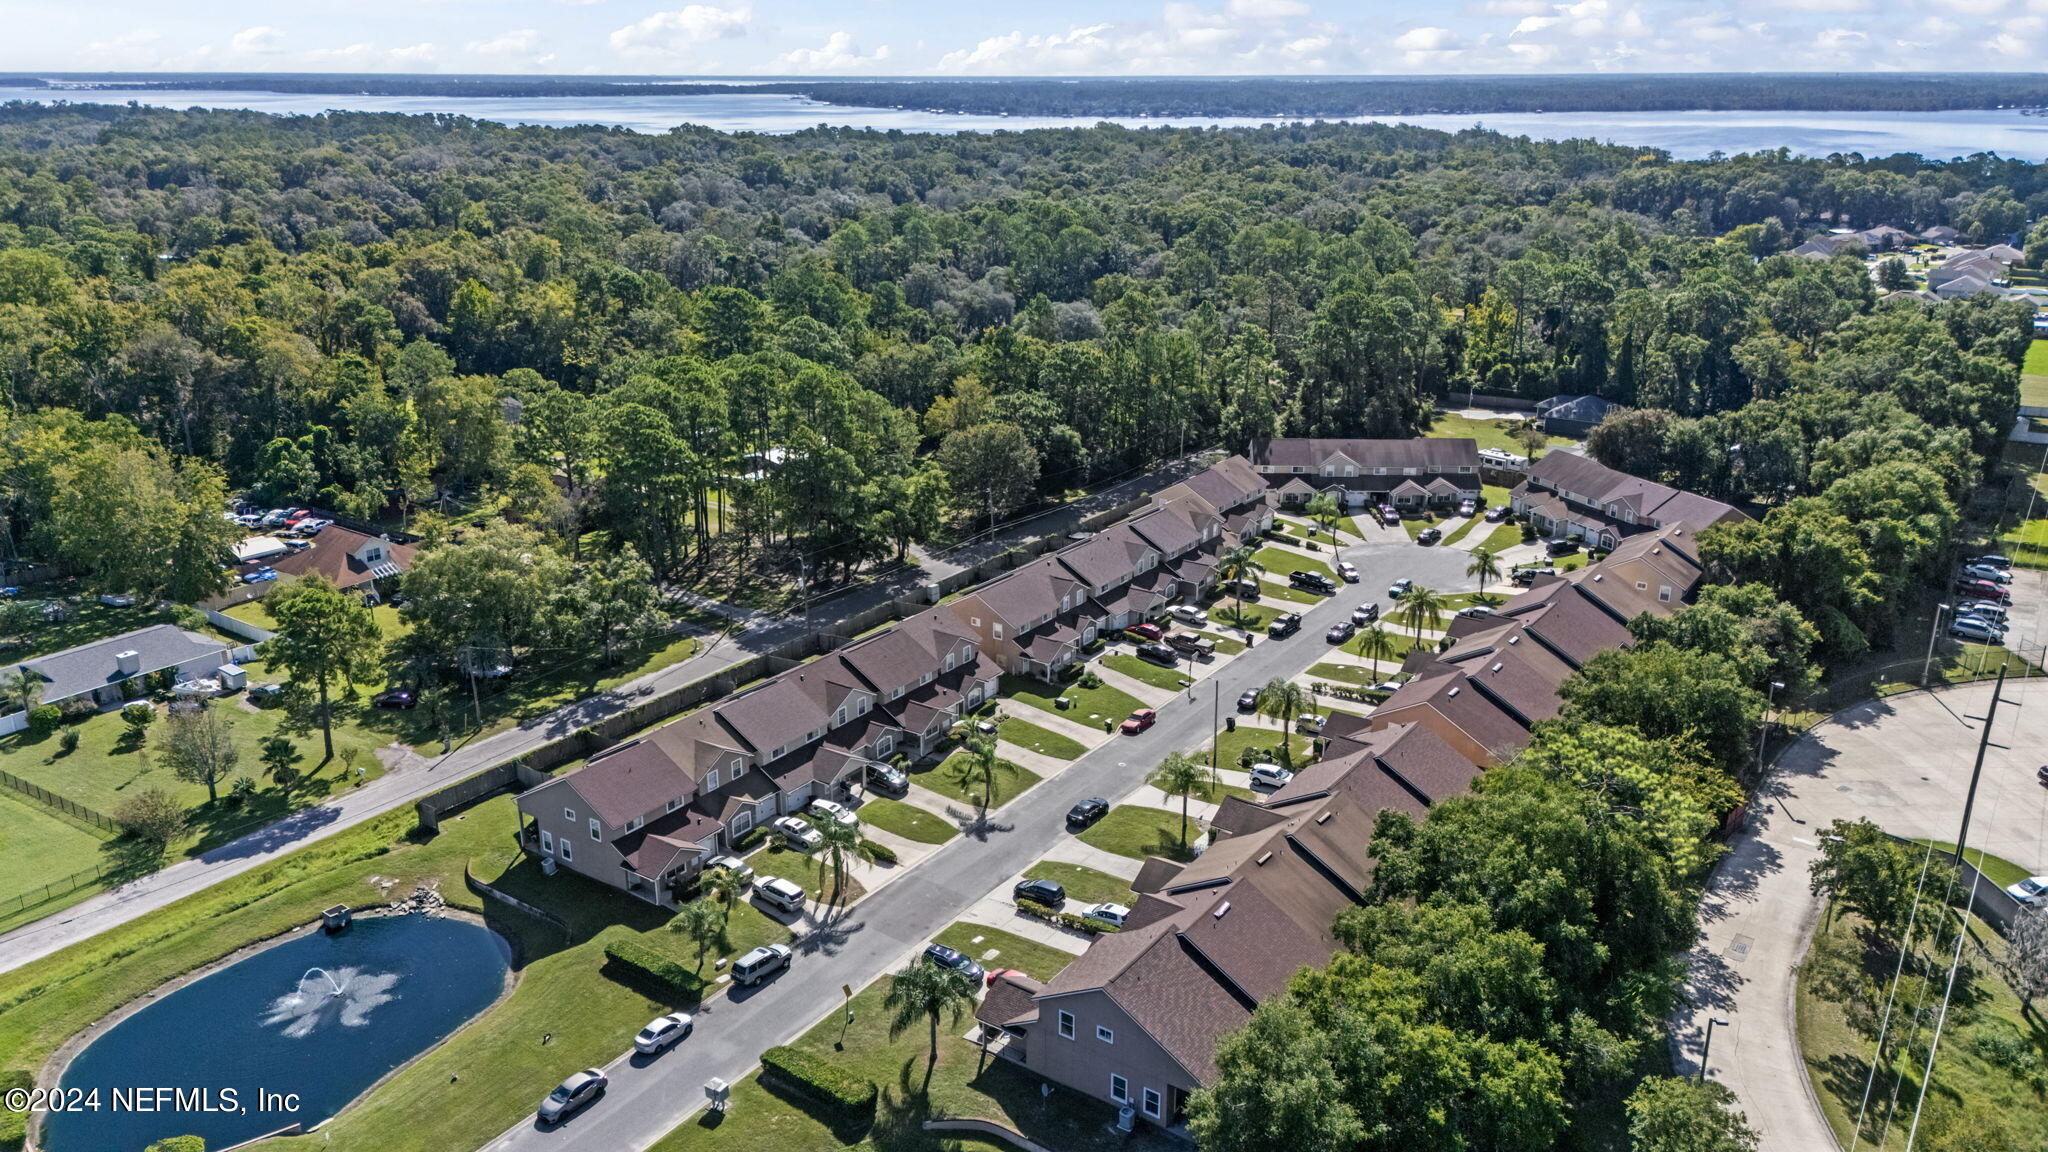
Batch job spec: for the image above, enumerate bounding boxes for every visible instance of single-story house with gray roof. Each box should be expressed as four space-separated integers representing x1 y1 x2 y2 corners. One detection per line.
6 624 238 721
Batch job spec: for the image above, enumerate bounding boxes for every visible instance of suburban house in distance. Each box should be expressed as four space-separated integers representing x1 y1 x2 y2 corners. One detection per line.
1926 246 2022 300
1511 453 1744 549
1534 394 1621 438
982 524 1717 1124
3 624 241 725
267 526 415 596
514 456 1272 906
1245 437 1481 510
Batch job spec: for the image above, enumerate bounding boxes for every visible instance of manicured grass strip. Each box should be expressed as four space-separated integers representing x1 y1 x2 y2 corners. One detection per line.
1205 722 1316 773
997 716 1088 760
1911 839 2033 889
1194 629 1247 654
1101 652 1194 691
853 797 957 844
1309 661 1383 686
1478 521 1526 554
1439 515 1481 547
933 921 1080 983
1023 861 1138 908
1077 804 1205 863
1259 579 1320 604
1001 673 1144 728
1210 601 1282 631
2023 339 2048 406
915 749 1044 807
1252 545 1334 580
744 841 870 903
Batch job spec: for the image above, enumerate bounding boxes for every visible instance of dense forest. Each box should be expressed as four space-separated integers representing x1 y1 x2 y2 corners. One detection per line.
16 73 2048 116
0 100 2038 1148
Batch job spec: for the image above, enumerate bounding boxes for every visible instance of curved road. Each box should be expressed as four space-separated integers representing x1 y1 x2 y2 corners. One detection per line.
1674 676 2048 1151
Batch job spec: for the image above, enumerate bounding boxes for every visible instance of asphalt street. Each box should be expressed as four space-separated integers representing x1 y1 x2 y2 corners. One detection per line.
0 458 1208 976
481 532 1479 1152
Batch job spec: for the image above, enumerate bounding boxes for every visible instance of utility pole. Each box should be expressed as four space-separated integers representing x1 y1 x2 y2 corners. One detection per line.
1209 679 1219 773
1919 604 1951 688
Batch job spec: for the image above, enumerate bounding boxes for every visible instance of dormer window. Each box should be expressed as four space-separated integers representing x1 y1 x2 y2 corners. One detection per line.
835 707 847 727
944 653 955 672
857 698 869 715
706 768 720 789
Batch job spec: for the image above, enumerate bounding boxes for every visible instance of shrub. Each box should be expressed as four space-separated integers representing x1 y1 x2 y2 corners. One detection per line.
732 825 769 853
25 704 60 733
165 604 208 632
227 775 259 807
1521 523 1537 542
601 937 702 996
760 1045 878 1116
115 788 188 850
1079 670 1104 689
122 702 156 731
57 727 80 754
859 837 897 865
57 698 95 722
1015 898 1117 934
144 1138 206 1152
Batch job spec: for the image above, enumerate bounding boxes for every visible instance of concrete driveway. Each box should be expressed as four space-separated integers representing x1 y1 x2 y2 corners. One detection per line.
478 531 1479 1152
1674 677 2048 1152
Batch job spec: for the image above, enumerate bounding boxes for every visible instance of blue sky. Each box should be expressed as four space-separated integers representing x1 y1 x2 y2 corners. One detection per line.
8 0 2044 75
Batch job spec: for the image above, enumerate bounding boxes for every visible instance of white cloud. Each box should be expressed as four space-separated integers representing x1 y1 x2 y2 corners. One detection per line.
609 3 753 59
1467 0 1551 14
231 26 285 54
1225 0 1309 16
1393 26 1464 50
468 29 542 55
773 31 892 71
935 24 1119 72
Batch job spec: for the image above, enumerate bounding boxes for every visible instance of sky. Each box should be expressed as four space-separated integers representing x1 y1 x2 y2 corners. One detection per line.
4 0 2046 77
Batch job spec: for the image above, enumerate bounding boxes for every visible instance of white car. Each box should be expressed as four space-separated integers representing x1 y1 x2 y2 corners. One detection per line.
705 854 754 884
807 798 858 827
1335 561 1359 583
1169 605 1209 626
1950 617 2004 643
633 1012 694 1054
753 875 808 914
1249 763 1294 788
2008 874 2048 907
1083 903 1130 929
771 815 822 850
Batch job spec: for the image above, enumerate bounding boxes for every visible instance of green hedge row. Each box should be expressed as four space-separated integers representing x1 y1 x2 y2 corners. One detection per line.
602 938 700 996
859 837 897 865
760 1045 877 1116
1016 898 1115 934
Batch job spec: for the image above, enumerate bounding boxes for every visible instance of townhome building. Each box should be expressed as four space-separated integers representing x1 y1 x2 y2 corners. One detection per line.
1511 453 1744 549
1245 437 1481 511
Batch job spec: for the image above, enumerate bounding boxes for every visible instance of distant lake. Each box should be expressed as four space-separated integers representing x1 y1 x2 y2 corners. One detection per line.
5 86 2048 160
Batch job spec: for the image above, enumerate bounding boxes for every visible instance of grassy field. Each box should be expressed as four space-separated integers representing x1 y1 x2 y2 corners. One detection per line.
1101 652 1194 692
1211 601 1284 631
1251 545 1334 581
1476 521 1526 554
1022 860 1138 907
1257 578 1320 605
1909 839 2032 888
1308 661 1382 687
0 789 111 912
855 797 958 845
915 750 1044 808
1439 515 1482 548
1078 805 1204 862
744 839 869 906
996 716 1088 760
645 923 1169 1152
1428 411 1575 455
1205 719 1315 771
2023 338 2048 407
1000 674 1145 730
1799 909 2047 1151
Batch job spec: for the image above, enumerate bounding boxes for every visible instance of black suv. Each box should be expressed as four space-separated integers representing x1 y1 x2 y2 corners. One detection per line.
1288 570 1337 594
1267 612 1303 638
1136 642 1181 667
1014 878 1067 907
1546 539 1579 557
1066 797 1109 828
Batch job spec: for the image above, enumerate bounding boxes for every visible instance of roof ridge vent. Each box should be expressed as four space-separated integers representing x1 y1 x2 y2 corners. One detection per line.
1447 686 1460 697
1213 900 1231 919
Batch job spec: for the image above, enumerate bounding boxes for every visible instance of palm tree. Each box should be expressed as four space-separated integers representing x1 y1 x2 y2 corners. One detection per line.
808 815 880 907
1353 623 1397 681
1150 751 1217 849
952 735 1008 815
668 900 724 971
5 668 42 714
1395 585 1447 652
1466 546 1502 602
884 958 980 1091
1214 543 1264 629
1304 492 1342 537
1256 677 1313 766
700 864 750 940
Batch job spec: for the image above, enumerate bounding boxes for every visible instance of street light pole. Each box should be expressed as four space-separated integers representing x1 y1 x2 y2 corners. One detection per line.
1920 603 1951 687
1699 1017 1730 1084
1753 680 1784 781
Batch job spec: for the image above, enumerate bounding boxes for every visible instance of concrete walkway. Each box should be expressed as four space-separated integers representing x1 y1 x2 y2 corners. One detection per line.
1675 678 2048 1152
1002 702 1111 747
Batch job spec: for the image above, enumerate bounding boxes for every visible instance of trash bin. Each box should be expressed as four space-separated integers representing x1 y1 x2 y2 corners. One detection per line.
1225 716 1236 731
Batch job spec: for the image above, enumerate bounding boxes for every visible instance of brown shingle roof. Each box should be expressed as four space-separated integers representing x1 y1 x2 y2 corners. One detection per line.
267 526 416 588
977 970 1044 1029
1248 438 1479 473
536 739 689 828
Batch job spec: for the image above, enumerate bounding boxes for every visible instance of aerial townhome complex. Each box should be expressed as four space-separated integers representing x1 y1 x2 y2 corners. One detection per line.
1245 437 1483 511
1512 452 1746 550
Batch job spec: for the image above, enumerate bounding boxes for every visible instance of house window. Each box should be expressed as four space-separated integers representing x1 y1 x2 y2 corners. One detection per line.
944 653 955 672
1058 1011 1075 1039
1109 1075 1129 1104
1142 1088 1162 1118
993 624 1004 640
667 797 681 813
539 830 553 853
877 734 893 754
589 818 601 840
564 807 576 822
857 698 869 715
1659 586 1673 603
1459 464 1474 473
558 839 572 861
1096 1025 1115 1044
624 817 640 832
706 768 720 790
835 707 847 727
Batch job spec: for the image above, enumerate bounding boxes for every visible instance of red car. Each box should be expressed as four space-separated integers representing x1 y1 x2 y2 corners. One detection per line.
1119 708 1158 735
1126 623 1164 643
1955 579 2010 603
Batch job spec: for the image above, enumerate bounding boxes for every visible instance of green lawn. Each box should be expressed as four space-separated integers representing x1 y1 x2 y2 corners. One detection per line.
996 715 1088 760
1193 629 1247 655
0 789 112 917
1101 652 1194 691
645 925 1171 1152
744 839 869 905
1428 411 1575 454
1800 909 2048 1151
914 749 1044 808
1023 860 1138 907
855 797 958 845
1253 546 1334 580
0 680 389 858
1210 600 1283 631
1274 516 1346 544
1205 719 1316 772
1000 673 1145 729
1477 521 1525 554
2022 338 2048 407
1258 578 1320 604
1078 804 1204 862
1439 515 1482 548
0 597 234 666
1309 661 1384 687
1911 839 2032 889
